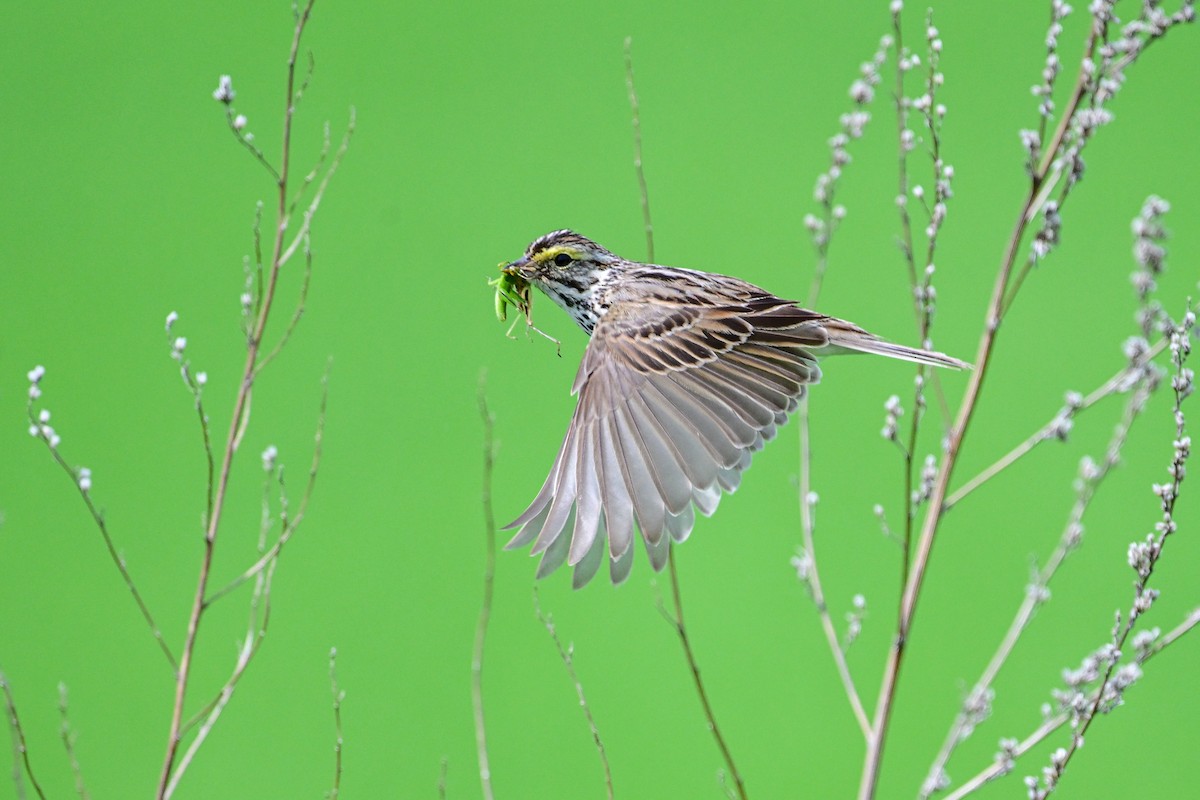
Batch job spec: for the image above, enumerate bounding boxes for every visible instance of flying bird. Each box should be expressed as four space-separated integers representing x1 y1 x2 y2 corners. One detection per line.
498 230 967 587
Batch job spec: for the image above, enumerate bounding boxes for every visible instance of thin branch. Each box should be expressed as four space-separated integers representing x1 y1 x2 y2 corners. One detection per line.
533 589 614 799
473 373 497 800
165 550 277 799
254 231 314 377
804 34 888 309
663 549 748 800
943 712 1066 800
272 107 356 278
328 647 345 800
625 52 744 790
1041 312 1192 794
624 37 653 263
58 683 91 800
1 671 47 800
942 606 1200 800
796 410 872 738
207 361 331 607
946 339 1166 509
289 120 332 219
25 398 177 671
223 106 281 183
791 29 890 743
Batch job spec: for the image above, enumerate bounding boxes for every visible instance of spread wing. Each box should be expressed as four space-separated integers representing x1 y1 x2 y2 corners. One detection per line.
503 293 829 587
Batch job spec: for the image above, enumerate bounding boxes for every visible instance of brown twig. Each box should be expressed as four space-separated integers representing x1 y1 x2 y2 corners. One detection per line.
166 538 278 798
1 672 46 800
205 363 329 605
664 549 748 799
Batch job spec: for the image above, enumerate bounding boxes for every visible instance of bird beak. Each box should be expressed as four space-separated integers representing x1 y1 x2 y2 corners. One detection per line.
502 256 533 280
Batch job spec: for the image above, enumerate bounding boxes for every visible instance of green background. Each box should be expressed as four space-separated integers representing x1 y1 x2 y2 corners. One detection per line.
2 1 1197 798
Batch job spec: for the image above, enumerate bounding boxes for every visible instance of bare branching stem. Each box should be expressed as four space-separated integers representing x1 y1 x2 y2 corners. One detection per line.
626 40 745 794
946 340 1166 509
156 3 318 795
858 19 1108 800
925 370 1154 797
942 606 1200 800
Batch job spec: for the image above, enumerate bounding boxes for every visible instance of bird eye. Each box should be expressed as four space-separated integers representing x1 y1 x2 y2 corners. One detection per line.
553 253 573 267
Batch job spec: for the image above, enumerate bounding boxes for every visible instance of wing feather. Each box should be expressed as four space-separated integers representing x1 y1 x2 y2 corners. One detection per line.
596 417 635 561
505 287 941 586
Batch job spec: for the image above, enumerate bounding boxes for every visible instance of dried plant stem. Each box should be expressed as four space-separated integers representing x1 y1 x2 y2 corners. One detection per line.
665 549 748 800
329 647 345 799
57 684 90 800
533 590 614 799
473 375 497 800
890 7 919 295
857 23 1107 800
206 364 330 606
925 372 1153 796
942 606 1200 800
26 433 177 670
155 3 318 795
1048 315 1192 787
624 37 653 264
798 408 872 738
946 339 1166 509
860 175 1028 800
1 672 46 800
946 713 1066 800
165 554 276 799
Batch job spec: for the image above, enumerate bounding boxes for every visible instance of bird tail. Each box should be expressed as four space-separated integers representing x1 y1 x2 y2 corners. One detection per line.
824 323 971 370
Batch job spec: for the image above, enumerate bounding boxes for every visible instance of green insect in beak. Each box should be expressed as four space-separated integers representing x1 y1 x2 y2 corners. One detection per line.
488 261 561 354
489 263 531 324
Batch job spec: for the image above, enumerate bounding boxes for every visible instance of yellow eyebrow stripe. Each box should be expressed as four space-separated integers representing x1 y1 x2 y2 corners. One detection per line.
533 245 580 265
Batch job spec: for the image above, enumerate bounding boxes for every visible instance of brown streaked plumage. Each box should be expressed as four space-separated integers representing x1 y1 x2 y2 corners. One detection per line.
500 230 968 587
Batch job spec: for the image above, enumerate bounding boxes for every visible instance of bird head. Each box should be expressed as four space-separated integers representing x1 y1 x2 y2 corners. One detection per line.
502 230 618 284
502 230 620 332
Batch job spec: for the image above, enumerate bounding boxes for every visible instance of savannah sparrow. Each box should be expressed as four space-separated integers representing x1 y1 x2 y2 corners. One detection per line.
500 230 967 588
